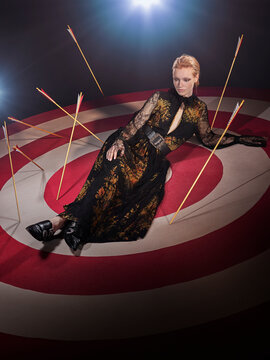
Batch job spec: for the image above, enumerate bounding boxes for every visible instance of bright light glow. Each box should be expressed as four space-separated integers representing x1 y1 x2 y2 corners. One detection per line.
132 0 162 11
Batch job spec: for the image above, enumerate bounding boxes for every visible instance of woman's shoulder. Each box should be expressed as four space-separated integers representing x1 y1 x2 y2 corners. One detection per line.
148 90 208 110
194 96 207 110
148 90 172 108
149 90 170 101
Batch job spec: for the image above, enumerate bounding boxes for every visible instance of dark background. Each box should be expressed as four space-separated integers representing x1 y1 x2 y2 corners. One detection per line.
0 0 269 124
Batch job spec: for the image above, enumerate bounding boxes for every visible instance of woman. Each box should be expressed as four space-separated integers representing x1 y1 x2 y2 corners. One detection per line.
26 54 267 250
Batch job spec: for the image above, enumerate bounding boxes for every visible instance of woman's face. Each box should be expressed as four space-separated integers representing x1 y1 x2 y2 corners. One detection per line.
173 67 199 97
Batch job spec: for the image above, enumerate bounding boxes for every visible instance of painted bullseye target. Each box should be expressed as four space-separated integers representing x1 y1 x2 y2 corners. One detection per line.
0 89 269 341
43 143 223 218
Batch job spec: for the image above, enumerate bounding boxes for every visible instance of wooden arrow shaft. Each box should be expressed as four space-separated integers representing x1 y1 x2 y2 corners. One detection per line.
8 117 63 138
210 55 237 130
13 146 44 171
37 88 104 144
56 111 78 200
211 34 243 130
4 122 21 222
74 40 104 96
170 100 244 225
68 25 104 96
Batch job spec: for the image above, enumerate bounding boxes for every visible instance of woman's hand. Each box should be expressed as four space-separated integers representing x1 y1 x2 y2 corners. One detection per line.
106 139 125 161
238 135 268 147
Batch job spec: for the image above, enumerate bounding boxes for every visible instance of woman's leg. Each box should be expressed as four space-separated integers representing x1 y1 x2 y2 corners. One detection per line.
26 129 123 246
50 215 66 232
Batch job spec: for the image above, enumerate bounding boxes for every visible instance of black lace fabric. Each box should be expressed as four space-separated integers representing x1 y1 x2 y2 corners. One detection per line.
59 89 267 243
237 135 267 147
196 102 267 149
112 91 160 152
196 103 237 149
120 91 160 141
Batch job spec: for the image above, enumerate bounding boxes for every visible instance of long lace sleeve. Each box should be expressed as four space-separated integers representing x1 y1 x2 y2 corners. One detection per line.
119 91 160 142
195 103 267 149
109 91 160 154
195 103 239 149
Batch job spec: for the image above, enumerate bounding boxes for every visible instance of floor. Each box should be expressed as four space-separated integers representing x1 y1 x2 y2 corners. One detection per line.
0 88 269 358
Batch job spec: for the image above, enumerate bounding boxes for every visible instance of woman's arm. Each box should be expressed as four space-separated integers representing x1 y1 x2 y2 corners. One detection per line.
106 91 160 161
195 103 238 149
195 103 267 149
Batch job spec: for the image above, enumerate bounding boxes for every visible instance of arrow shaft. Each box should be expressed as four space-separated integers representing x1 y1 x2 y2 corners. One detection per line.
170 100 244 225
8 117 63 138
14 146 44 171
56 114 78 200
4 122 21 222
37 89 104 143
74 40 104 96
211 55 237 130
211 34 243 130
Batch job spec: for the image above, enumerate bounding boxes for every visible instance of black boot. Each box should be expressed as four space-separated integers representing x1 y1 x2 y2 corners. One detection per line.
26 220 54 242
64 221 82 251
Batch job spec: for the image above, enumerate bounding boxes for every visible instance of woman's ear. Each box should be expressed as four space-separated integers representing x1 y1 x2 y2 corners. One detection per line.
194 74 199 86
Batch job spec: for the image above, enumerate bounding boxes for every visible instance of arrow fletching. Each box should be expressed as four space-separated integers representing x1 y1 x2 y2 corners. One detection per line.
2 125 7 139
67 25 77 43
2 124 8 146
235 34 243 57
227 100 244 127
36 88 54 102
75 92 84 115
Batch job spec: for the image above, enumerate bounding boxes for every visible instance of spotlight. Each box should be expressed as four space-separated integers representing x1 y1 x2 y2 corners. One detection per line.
132 0 162 11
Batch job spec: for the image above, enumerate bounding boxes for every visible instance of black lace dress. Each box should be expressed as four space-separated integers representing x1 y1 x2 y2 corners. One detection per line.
59 89 267 243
